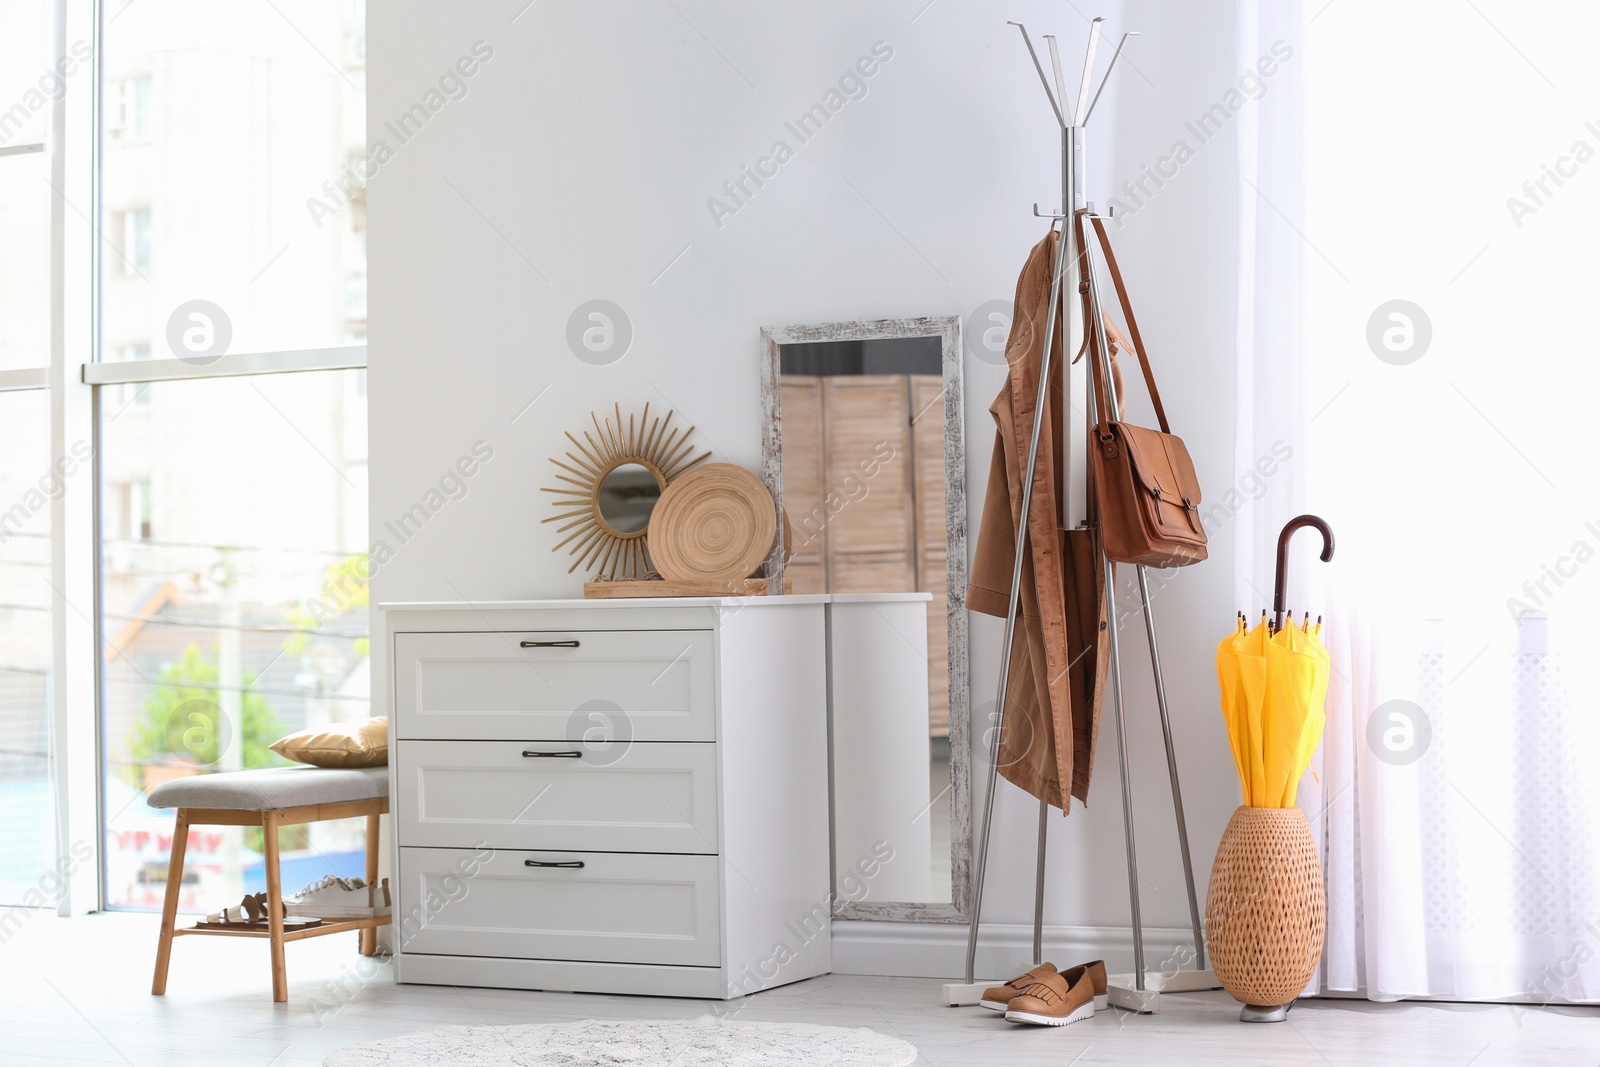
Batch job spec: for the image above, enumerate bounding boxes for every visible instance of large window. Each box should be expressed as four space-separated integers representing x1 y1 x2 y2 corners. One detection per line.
0 392 54 906
97 1 369 911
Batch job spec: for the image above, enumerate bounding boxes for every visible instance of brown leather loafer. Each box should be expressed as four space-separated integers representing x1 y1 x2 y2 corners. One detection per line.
1066 958 1109 1011
1004 967 1096 1026
978 962 1057 1012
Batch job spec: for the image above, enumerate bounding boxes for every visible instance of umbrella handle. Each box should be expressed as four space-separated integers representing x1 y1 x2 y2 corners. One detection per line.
1273 514 1335 630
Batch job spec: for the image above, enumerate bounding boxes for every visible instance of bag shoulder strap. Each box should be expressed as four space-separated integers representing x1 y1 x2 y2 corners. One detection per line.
1072 211 1114 432
1082 212 1171 435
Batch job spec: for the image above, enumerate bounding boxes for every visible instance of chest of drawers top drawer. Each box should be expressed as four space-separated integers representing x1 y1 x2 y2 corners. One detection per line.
394 629 715 741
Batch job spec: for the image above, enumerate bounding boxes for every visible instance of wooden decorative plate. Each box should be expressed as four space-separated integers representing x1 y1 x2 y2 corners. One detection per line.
647 464 777 583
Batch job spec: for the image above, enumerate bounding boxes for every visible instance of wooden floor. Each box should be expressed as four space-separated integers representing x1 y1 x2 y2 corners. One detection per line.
0 910 1594 1066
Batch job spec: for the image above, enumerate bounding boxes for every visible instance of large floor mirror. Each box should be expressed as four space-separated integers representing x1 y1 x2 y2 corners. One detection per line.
760 317 969 922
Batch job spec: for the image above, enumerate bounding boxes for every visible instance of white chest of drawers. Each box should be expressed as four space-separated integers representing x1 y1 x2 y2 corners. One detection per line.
382 597 832 999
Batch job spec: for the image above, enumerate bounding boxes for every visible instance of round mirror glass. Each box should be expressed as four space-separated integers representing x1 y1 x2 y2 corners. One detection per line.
596 463 662 534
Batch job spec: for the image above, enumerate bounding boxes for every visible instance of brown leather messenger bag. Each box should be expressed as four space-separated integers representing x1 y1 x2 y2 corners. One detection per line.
1073 209 1208 568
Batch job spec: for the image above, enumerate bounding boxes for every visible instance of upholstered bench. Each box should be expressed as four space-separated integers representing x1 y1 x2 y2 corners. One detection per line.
148 766 390 1003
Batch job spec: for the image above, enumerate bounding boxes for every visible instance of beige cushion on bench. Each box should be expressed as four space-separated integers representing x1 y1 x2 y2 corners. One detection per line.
147 766 389 811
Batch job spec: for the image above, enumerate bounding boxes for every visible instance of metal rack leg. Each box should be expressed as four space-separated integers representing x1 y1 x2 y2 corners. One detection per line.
1135 565 1206 969
964 679 1008 985
1033 796 1048 966
1104 558 1146 989
962 223 1073 987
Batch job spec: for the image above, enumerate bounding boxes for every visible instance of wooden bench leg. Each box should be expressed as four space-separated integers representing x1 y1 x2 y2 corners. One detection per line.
360 809 380 957
263 810 288 1003
151 811 190 995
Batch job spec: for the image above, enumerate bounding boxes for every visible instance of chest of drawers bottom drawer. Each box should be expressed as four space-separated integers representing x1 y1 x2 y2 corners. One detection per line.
397 846 722 968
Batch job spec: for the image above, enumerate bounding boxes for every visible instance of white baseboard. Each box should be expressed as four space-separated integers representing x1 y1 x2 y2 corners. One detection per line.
829 919 1202 980
830 925 1600 1009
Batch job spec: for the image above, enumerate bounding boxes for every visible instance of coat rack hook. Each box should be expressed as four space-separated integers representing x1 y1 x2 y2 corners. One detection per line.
1083 31 1140 125
1071 17 1104 125
1007 21 1064 127
1044 35 1072 127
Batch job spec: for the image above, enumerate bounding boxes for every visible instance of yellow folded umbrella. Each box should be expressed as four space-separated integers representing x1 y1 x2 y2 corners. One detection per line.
1220 515 1336 808
1216 616 1329 808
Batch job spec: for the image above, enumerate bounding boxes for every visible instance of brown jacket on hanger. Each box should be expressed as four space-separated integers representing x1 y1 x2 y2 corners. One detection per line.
967 227 1120 812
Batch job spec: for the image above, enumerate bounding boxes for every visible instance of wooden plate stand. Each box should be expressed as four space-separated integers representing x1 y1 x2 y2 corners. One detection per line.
583 577 791 599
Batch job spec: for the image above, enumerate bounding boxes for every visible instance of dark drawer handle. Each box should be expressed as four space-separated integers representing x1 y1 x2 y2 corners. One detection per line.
520 640 579 648
522 750 582 759
524 859 585 869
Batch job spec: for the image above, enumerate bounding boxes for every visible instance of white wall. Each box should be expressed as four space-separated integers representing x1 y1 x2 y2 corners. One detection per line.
369 0 1258 975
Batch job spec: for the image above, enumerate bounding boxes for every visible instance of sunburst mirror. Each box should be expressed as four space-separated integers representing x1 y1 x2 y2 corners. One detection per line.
543 403 710 581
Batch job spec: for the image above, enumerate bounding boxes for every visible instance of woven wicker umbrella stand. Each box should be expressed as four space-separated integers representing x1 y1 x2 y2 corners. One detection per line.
1206 520 1336 1022
1205 806 1327 1022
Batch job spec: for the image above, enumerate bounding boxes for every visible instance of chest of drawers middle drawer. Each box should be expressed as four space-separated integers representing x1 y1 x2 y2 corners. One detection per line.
396 739 720 854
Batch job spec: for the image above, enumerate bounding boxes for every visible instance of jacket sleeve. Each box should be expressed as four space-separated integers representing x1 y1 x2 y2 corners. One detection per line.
966 430 1016 618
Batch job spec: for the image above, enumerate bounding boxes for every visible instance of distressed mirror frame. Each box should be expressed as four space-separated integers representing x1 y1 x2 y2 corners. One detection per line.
759 316 971 923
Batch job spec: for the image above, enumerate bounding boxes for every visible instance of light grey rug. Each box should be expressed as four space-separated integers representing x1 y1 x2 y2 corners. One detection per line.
323 1017 919 1066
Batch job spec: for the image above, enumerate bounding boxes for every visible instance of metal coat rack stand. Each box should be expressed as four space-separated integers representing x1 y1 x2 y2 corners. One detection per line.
941 15 1218 1014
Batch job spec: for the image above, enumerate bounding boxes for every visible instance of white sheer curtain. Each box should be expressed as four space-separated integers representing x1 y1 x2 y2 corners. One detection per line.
1237 0 1600 1003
